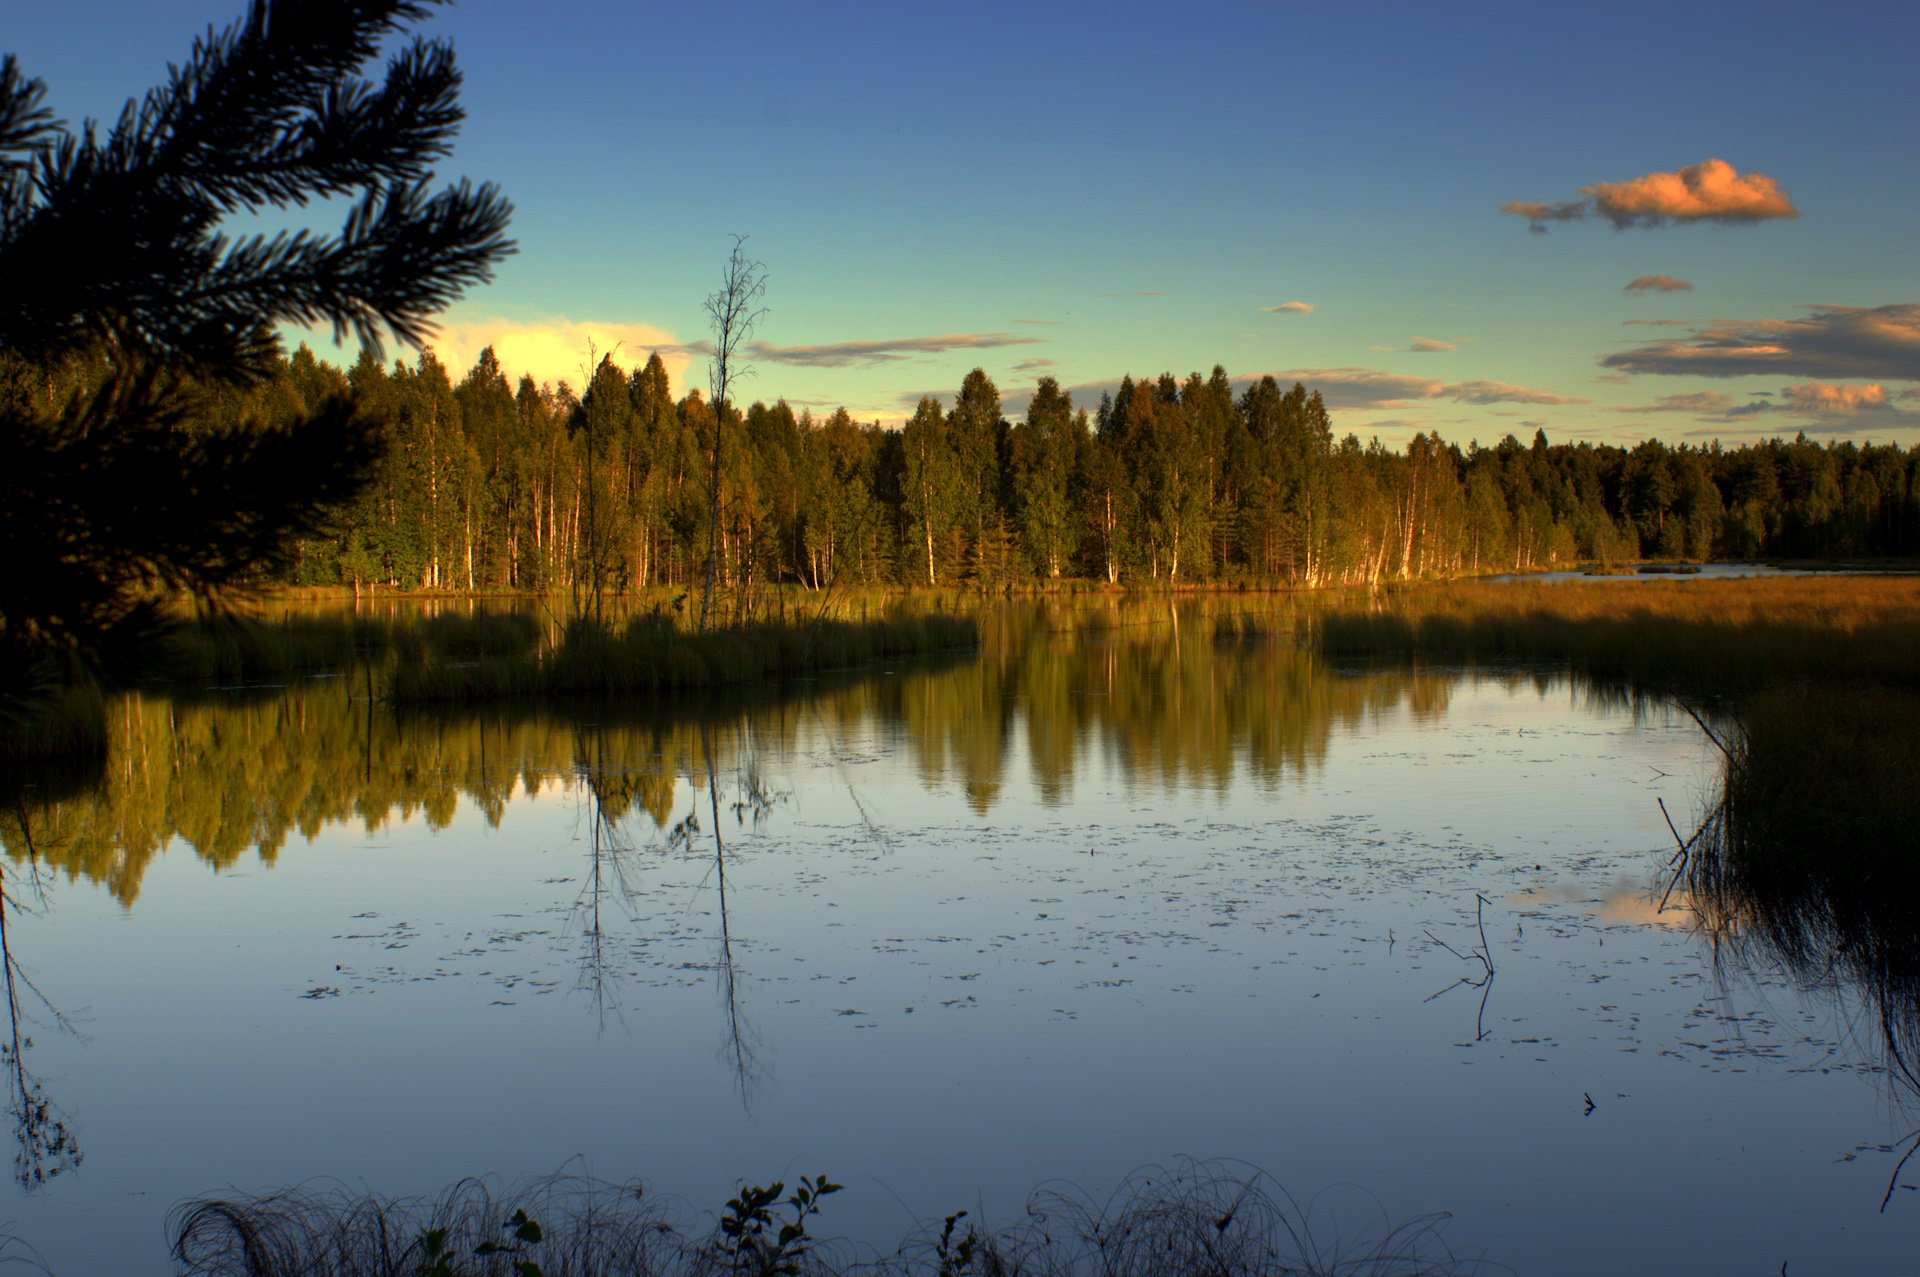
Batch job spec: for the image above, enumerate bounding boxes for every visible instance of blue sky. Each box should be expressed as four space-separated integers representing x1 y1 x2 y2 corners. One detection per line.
11 0 1919 443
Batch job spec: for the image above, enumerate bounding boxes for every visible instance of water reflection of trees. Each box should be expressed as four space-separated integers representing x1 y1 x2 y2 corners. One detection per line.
3 600 1519 903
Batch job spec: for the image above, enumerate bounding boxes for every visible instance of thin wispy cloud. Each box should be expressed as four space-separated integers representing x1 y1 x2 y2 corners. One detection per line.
991 366 1584 420
1603 303 1920 380
1504 159 1798 232
1257 367 1586 410
1501 199 1587 234
1625 275 1693 293
750 332 1042 368
1012 357 1057 374
1263 301 1314 314
1409 337 1456 353
1611 391 1742 416
1012 317 1061 326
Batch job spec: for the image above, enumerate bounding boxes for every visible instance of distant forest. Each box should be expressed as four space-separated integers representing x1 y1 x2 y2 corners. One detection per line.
15 345 1917 592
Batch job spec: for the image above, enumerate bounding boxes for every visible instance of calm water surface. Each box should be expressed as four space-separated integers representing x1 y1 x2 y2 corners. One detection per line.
4 600 1915 1273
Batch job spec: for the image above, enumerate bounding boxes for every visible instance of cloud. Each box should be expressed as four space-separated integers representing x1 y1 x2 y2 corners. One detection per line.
1409 337 1456 353
1012 317 1060 326
1098 290 1166 298
1616 381 1917 428
1499 199 1589 234
421 314 695 392
1011 357 1057 374
990 367 1584 421
1446 379 1585 405
1602 303 1920 380
1586 159 1797 228
1503 159 1797 232
749 331 1042 368
1263 301 1314 314
1611 391 1741 416
1254 367 1586 410
1780 382 1892 414
1625 275 1693 293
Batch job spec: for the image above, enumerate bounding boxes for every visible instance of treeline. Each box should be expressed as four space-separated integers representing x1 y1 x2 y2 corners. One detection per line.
16 346 1920 592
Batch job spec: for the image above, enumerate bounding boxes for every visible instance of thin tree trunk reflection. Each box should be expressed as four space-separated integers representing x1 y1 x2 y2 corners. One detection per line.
0 817 80 1189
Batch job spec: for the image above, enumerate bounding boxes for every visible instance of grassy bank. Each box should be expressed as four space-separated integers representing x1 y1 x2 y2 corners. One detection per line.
1305 576 1920 696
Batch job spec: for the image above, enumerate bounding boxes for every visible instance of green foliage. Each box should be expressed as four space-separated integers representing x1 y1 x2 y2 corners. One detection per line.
716 1174 841 1276
932 1211 979 1277
416 1206 543 1277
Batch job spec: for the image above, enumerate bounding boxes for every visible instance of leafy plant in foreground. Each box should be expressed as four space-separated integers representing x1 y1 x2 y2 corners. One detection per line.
418 1207 544 1277
716 1173 842 1275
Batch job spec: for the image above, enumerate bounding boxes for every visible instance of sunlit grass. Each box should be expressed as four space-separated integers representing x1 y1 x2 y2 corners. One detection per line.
1309 576 1920 695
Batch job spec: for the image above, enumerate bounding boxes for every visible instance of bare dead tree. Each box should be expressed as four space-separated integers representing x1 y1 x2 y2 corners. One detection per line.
700 236 768 632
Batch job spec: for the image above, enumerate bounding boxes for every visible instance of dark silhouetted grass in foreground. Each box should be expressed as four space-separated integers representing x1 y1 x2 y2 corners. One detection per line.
168 1161 1494 1277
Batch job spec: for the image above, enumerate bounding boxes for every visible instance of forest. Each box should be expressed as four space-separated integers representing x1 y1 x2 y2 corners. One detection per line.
10 342 1915 597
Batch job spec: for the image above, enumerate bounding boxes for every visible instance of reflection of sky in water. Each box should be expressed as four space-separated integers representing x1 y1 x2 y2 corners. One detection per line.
8 660 1916 1276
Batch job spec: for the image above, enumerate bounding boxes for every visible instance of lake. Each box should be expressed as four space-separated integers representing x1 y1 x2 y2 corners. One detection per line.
4 598 1915 1274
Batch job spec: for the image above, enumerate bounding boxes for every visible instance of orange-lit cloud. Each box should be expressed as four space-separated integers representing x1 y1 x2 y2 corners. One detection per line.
1780 381 1890 413
1617 381 1918 434
1504 159 1797 231
1263 301 1314 314
1585 159 1797 227
1625 275 1692 293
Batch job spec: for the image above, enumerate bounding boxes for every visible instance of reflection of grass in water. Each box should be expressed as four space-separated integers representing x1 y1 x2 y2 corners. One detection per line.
1682 685 1920 1095
391 613 979 702
169 1160 1493 1276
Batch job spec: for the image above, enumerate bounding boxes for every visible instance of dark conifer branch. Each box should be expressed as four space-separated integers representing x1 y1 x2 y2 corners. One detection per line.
0 0 513 718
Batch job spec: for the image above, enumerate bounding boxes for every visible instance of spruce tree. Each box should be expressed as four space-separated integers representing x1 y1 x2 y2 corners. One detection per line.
0 0 512 716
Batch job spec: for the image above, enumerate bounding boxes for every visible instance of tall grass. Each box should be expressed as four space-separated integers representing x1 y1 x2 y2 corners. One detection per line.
169 1161 1492 1277
1306 577 1920 696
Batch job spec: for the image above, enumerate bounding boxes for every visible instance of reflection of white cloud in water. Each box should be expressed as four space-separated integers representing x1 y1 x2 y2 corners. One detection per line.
1509 880 1692 929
